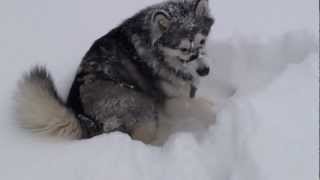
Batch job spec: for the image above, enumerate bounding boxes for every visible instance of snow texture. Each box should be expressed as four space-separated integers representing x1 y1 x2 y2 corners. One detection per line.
0 0 318 180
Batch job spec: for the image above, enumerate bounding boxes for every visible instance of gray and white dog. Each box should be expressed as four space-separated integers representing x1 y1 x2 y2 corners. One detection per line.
15 0 214 144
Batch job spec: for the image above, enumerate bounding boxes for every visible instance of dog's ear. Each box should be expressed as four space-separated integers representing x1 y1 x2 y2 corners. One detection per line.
194 0 209 16
152 10 171 32
151 10 171 45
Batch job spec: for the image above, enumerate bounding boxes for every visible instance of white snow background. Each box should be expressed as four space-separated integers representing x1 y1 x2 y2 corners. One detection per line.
0 0 318 180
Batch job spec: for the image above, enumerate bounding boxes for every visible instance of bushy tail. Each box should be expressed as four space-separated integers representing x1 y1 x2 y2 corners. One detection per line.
14 66 82 139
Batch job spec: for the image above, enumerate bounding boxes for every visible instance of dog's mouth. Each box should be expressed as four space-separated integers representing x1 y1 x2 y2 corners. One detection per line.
178 57 197 64
177 58 210 77
175 70 193 81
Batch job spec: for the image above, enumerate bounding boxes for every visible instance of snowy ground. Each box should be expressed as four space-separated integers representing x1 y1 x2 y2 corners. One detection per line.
0 0 318 180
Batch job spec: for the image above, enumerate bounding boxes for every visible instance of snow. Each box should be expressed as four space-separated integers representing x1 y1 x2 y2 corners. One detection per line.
249 54 319 180
0 0 318 180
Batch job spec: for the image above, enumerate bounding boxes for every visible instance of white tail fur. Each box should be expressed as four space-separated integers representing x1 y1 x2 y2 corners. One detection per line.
14 66 82 139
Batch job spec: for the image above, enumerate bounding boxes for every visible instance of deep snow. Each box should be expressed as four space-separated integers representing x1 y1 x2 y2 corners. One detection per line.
0 0 318 180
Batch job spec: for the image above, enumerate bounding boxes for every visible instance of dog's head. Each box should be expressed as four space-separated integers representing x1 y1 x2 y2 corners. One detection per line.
151 0 214 78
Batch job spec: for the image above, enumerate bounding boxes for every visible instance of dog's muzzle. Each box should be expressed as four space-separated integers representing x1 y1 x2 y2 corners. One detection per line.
179 53 199 64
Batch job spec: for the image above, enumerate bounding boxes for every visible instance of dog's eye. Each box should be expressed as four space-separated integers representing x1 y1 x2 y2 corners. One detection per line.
200 39 206 45
180 48 188 52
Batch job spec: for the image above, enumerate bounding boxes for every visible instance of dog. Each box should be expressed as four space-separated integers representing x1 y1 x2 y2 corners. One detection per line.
15 0 214 144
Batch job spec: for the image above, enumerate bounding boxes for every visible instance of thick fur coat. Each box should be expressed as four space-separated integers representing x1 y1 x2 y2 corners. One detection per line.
15 0 214 144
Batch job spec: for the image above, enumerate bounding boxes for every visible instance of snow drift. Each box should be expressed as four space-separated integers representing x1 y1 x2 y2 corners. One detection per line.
0 32 317 180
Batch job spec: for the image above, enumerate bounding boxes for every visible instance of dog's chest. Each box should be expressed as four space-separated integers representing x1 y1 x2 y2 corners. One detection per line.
159 75 192 98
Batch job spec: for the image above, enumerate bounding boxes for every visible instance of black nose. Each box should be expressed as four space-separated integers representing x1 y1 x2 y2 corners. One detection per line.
197 67 210 76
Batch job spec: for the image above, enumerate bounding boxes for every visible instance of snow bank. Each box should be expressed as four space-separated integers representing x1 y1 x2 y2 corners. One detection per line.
249 54 319 180
0 32 317 180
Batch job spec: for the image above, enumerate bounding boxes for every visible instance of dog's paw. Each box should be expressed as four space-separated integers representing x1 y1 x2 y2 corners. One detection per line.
163 97 215 121
131 121 157 144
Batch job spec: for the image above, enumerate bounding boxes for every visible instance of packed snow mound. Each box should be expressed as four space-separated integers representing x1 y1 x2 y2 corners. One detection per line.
0 32 317 180
249 54 319 180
